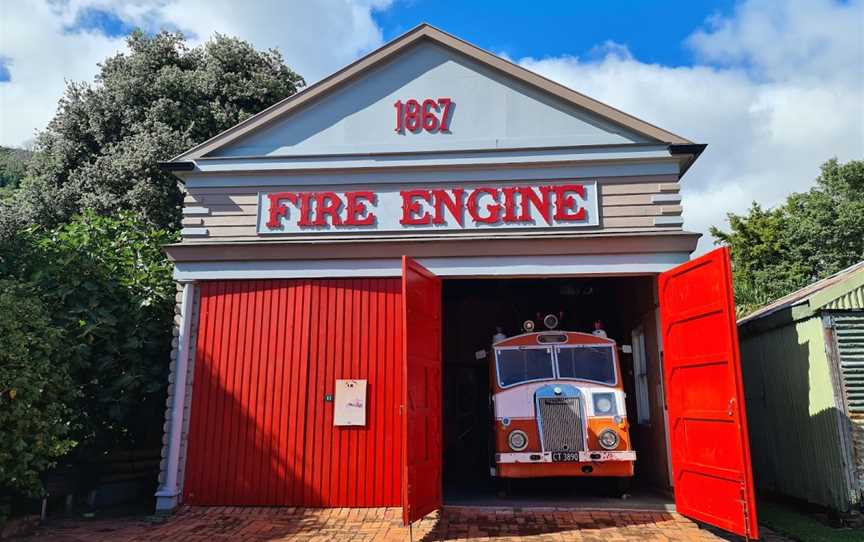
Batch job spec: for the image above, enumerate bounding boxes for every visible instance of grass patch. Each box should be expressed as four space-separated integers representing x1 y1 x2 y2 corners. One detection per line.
759 501 862 542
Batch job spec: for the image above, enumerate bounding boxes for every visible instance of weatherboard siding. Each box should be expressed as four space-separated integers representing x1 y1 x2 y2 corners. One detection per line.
179 176 683 242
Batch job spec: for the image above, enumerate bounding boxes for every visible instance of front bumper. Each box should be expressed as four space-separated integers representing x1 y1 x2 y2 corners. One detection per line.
496 450 636 464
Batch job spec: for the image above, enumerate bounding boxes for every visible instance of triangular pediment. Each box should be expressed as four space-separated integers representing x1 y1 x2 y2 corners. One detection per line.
179 25 690 160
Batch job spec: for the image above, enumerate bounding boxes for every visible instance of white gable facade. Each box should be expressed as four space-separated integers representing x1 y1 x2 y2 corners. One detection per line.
155 25 713 519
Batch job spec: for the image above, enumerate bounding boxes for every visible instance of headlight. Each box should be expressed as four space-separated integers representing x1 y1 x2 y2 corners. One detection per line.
598 429 620 450
508 430 528 451
593 393 617 415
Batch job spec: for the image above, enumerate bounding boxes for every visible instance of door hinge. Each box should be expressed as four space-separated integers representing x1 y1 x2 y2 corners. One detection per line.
740 484 751 541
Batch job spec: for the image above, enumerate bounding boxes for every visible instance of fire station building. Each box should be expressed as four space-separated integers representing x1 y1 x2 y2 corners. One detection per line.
154 24 759 539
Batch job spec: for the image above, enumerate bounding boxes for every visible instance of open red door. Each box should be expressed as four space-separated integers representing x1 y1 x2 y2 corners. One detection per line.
659 247 759 539
401 256 443 525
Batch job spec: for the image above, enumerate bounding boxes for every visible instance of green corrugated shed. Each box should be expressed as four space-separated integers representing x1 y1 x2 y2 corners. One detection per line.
738 262 864 513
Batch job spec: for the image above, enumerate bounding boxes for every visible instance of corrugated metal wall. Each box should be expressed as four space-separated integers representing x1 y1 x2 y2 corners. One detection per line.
832 311 864 498
739 316 854 511
825 285 864 311
834 313 864 412
183 279 403 507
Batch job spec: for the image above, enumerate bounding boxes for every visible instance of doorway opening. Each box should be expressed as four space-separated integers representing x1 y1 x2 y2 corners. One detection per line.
441 276 672 508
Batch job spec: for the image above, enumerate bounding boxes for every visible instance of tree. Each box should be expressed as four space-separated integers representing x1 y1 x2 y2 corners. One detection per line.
0 30 305 501
0 280 77 497
711 158 864 315
0 146 32 196
3 30 304 234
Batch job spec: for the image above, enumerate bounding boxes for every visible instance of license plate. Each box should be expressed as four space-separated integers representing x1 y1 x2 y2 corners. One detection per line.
551 452 580 462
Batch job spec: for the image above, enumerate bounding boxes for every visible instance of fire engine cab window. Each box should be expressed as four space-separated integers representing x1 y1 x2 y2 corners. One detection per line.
556 346 616 385
496 348 554 387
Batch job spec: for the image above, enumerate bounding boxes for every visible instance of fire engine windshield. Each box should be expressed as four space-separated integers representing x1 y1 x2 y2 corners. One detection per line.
556 345 616 385
496 348 555 387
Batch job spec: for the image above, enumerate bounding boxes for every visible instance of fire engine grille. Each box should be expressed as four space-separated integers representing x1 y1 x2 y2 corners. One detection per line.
537 396 584 452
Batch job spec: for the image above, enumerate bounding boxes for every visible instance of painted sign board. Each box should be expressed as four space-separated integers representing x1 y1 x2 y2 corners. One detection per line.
333 379 367 426
258 180 599 235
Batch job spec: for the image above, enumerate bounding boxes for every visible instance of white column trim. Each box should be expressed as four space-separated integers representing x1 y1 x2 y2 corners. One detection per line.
155 282 195 511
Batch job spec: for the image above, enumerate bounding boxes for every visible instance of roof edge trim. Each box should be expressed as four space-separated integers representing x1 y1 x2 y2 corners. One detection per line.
170 23 693 162
158 161 195 172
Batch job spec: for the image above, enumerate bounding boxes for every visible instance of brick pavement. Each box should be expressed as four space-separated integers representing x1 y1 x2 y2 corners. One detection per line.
22 506 787 541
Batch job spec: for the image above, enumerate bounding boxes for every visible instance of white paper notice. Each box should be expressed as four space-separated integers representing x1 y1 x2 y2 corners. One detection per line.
333 379 367 426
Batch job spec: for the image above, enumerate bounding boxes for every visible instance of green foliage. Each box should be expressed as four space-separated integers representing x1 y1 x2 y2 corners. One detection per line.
711 159 864 316
0 29 303 494
1 212 178 449
0 146 32 193
758 501 863 542
0 280 77 497
3 30 303 233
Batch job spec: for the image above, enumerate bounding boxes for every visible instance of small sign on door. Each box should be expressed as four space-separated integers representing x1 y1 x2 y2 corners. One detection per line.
333 379 367 426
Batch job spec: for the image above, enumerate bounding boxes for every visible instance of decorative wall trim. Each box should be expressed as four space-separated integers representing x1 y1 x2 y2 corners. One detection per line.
165 231 700 263
172 252 690 281
180 227 209 237
651 193 682 204
182 206 211 216
653 216 684 226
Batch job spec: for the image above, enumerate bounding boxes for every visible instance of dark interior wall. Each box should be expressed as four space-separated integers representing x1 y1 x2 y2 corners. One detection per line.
615 279 672 490
441 276 671 491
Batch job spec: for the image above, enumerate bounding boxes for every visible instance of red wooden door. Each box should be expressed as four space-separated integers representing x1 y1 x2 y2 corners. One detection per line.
401 256 443 525
183 279 403 507
659 247 758 539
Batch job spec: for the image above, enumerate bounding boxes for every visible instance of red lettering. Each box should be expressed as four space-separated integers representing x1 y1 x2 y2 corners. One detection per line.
518 186 553 224
344 191 376 226
431 188 465 226
438 98 453 131
312 192 344 226
467 187 501 224
266 192 298 229
553 184 587 221
293 193 314 226
400 190 433 225
501 187 519 222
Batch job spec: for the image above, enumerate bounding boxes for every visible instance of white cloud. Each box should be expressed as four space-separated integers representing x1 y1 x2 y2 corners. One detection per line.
0 0 392 147
0 1 128 146
517 0 864 253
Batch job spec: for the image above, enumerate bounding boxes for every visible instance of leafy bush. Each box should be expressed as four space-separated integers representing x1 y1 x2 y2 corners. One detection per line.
1 212 178 449
0 281 77 497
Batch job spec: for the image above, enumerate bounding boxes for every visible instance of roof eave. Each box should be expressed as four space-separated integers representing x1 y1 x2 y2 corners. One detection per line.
669 143 707 177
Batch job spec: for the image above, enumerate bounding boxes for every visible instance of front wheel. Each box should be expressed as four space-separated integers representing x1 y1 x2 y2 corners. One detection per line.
613 477 632 498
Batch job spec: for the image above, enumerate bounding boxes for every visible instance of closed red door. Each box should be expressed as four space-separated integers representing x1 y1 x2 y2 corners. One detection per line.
401 256 443 525
659 247 759 539
183 279 403 507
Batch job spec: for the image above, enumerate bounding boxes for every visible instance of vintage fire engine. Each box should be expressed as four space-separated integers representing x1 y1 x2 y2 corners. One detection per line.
490 315 636 479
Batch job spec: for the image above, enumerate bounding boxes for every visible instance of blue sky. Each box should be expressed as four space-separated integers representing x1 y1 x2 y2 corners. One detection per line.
0 1 739 85
374 1 737 68
0 0 738 85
